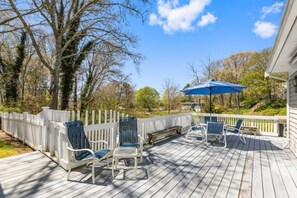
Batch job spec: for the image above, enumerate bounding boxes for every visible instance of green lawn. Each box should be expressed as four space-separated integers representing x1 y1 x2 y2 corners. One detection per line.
0 131 33 158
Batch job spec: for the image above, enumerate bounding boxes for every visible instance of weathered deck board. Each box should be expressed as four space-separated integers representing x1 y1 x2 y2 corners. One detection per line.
1 135 297 198
264 136 288 198
238 134 254 198
252 135 263 198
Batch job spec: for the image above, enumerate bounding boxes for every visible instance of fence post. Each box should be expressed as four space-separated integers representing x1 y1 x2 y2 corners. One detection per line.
85 110 88 125
41 107 50 151
274 117 278 135
109 110 113 123
23 112 28 145
92 110 95 125
77 111 80 120
71 111 75 121
98 110 101 124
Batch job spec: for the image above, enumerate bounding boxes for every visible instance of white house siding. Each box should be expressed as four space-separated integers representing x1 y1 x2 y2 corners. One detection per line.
289 71 297 156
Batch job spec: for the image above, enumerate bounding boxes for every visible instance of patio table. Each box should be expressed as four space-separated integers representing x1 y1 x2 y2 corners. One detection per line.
112 147 138 179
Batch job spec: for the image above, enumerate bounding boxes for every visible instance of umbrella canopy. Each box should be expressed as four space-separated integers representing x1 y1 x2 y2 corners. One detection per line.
181 79 247 115
181 79 246 95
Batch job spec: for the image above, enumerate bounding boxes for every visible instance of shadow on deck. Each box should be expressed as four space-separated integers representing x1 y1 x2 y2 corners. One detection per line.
1 134 296 198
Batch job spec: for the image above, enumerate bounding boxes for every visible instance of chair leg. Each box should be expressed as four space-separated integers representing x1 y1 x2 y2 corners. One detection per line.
112 158 115 178
139 147 143 163
239 131 246 144
134 156 137 179
92 160 95 184
106 156 109 168
224 133 227 148
67 162 71 180
205 134 209 146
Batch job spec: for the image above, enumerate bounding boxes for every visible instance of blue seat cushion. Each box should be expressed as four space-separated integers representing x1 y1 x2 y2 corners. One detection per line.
120 142 140 148
225 128 239 133
78 149 111 161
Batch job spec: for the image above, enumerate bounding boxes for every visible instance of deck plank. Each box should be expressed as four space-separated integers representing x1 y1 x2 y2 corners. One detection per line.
1 135 297 198
191 135 240 197
238 135 254 198
201 136 240 198
214 135 245 198
227 135 252 198
264 136 288 198
251 135 263 198
71 138 196 198
269 136 297 198
260 136 276 198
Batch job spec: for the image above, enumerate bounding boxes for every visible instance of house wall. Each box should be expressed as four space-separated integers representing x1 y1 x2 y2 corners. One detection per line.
289 70 297 156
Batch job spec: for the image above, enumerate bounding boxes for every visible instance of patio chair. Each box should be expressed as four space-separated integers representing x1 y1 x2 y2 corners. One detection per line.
185 121 205 140
205 116 218 123
65 120 112 184
225 119 246 144
206 122 226 148
118 117 143 162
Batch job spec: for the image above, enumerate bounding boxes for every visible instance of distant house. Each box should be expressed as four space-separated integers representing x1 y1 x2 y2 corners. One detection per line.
266 0 297 156
181 102 200 112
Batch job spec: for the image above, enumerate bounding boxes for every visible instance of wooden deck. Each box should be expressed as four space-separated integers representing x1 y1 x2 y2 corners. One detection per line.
1 134 297 198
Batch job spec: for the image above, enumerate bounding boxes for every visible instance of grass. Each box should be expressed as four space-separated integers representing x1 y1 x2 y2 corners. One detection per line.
0 131 33 158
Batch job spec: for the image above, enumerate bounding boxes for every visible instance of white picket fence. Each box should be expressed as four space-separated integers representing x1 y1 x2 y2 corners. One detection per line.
195 113 287 135
0 107 192 170
2 108 286 170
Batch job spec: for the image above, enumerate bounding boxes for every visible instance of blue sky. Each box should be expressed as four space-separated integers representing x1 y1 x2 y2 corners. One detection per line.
124 0 285 94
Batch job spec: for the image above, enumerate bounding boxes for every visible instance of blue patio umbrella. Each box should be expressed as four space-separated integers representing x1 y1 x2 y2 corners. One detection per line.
181 79 246 115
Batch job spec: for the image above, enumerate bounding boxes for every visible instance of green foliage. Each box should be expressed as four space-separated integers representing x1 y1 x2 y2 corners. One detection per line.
136 86 160 112
243 98 258 108
0 31 27 104
213 104 229 113
0 104 22 113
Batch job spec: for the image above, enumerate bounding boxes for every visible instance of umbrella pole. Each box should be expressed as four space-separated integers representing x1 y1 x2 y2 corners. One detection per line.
237 93 240 115
209 92 212 122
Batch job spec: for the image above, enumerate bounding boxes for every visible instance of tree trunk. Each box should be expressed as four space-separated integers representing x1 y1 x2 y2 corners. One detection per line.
73 75 78 110
50 71 59 109
50 36 62 110
220 94 224 106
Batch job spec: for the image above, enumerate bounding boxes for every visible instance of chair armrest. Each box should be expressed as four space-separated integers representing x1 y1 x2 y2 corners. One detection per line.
138 134 144 144
67 147 95 157
116 135 119 147
225 126 236 130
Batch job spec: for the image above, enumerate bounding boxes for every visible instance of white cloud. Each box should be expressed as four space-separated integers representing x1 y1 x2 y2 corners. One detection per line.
253 21 277 39
261 1 284 19
197 12 217 27
149 0 216 33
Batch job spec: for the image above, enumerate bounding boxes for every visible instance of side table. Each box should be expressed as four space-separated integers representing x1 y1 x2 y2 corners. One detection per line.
112 147 138 178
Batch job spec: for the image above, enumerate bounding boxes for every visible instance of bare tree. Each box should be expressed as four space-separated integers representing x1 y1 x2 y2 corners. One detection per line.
162 79 179 114
79 43 125 112
1 0 147 109
188 62 200 85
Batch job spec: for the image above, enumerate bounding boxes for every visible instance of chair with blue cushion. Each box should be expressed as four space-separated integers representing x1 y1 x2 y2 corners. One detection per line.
65 120 112 184
225 119 246 144
118 117 143 162
206 122 226 148
205 116 218 123
185 121 205 141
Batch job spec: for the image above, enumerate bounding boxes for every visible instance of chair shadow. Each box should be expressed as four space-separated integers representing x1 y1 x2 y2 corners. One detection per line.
0 183 4 198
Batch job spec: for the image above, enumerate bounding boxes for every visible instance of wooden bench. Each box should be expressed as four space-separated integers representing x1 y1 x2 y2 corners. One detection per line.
147 126 182 145
241 126 258 136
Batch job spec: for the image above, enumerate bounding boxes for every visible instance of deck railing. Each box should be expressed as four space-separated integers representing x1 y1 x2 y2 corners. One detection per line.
1 108 286 170
194 113 287 135
0 107 191 170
